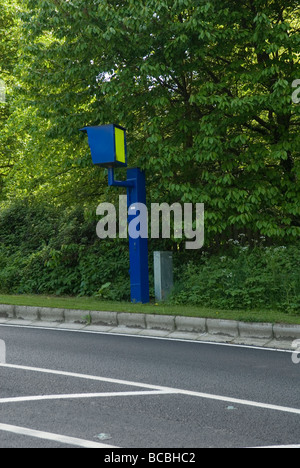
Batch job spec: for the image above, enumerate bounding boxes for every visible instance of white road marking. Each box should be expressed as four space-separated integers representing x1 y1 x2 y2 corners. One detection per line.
1 363 300 416
0 423 118 448
251 444 300 449
176 389 300 415
0 390 174 404
0 322 293 353
0 362 167 391
0 339 5 364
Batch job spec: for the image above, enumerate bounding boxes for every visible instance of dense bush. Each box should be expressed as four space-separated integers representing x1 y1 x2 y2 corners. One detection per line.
0 199 299 313
170 242 300 313
0 199 130 300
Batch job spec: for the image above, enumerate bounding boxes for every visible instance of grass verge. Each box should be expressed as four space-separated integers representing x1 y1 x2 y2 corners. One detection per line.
0 294 299 325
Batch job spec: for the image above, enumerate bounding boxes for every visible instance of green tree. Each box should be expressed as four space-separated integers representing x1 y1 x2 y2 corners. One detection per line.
0 0 20 193
6 0 300 243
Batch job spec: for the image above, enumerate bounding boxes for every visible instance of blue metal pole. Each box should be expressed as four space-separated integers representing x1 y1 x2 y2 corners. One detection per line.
107 167 150 304
107 167 135 188
127 168 149 304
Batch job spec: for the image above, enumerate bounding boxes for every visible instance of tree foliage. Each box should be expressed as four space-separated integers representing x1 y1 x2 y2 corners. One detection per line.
2 0 300 244
0 0 20 192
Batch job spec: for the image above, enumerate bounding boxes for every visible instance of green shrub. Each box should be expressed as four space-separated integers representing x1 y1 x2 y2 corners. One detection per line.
0 199 130 298
169 244 300 313
0 198 298 313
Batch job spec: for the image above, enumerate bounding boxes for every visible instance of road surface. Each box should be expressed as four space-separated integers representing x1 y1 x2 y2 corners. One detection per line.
0 323 299 448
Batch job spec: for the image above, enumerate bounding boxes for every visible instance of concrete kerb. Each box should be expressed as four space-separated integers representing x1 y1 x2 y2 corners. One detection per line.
64 309 89 324
118 312 146 329
273 324 300 341
1 304 300 349
40 307 65 323
175 316 206 334
0 304 15 319
238 322 273 340
90 310 118 327
207 318 238 338
15 306 40 321
146 314 175 331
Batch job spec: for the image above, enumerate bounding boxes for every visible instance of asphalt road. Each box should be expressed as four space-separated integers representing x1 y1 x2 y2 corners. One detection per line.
0 324 299 448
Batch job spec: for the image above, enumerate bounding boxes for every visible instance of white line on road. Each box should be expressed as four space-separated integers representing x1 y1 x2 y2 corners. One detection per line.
0 322 294 353
251 444 300 449
176 389 300 415
1 363 300 416
0 423 118 448
0 390 174 405
0 362 166 390
0 339 5 364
